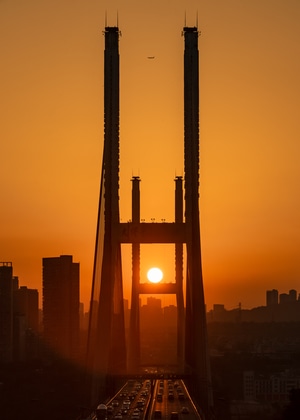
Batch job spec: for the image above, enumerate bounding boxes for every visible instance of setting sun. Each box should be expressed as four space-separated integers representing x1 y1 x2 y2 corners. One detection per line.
147 267 163 284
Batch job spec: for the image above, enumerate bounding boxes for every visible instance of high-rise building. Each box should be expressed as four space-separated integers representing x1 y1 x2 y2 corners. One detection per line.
14 286 39 331
266 289 278 306
13 286 39 361
42 255 79 359
289 289 297 301
0 262 16 362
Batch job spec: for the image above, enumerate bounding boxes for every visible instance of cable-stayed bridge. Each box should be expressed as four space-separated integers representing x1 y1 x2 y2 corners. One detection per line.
85 26 214 420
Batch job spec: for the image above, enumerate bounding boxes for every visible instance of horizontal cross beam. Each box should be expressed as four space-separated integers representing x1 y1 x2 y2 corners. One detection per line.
118 222 186 244
137 282 178 294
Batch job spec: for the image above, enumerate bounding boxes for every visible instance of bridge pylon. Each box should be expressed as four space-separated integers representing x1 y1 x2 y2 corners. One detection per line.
86 25 214 419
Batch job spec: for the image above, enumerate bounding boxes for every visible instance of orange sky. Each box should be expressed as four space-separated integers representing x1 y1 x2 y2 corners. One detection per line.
1 0 300 311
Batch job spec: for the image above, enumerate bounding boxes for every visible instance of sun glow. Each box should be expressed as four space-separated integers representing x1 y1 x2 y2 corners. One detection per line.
147 267 163 284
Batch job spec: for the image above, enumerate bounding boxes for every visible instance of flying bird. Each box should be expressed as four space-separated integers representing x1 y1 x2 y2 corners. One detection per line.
147 56 155 59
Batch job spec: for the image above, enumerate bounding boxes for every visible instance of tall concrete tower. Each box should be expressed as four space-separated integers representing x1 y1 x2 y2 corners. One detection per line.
183 26 213 418
87 26 126 405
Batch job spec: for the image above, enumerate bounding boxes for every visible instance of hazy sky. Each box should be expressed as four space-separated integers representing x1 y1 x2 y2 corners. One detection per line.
1 0 300 310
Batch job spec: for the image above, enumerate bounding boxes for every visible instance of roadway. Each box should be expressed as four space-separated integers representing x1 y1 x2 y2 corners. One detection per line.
148 379 201 419
90 378 202 420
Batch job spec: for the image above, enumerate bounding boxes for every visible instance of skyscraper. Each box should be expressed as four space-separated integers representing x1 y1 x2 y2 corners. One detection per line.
42 255 79 359
13 286 39 361
0 262 16 362
14 286 39 332
266 289 279 306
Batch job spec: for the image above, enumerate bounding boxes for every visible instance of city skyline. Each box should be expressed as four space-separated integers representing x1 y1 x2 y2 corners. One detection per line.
1 0 300 311
3 258 300 314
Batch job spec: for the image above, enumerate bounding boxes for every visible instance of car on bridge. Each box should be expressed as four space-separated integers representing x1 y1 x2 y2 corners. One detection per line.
181 407 190 414
95 404 107 419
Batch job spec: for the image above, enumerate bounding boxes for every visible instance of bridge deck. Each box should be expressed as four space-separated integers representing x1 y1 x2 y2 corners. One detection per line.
90 378 203 420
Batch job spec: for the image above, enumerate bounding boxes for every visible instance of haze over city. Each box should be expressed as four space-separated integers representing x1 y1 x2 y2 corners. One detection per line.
1 0 300 311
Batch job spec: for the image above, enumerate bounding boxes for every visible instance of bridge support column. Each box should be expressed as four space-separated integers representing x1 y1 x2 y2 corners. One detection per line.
129 176 141 372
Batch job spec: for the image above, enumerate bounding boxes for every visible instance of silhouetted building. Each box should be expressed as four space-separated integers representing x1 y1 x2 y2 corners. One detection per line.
209 288 300 323
289 289 297 301
42 255 80 360
279 290 297 304
280 293 288 304
0 262 17 362
146 296 162 310
163 304 177 329
266 289 278 306
244 370 300 403
13 286 39 361
140 297 163 328
276 289 297 304
14 286 39 331
210 304 226 322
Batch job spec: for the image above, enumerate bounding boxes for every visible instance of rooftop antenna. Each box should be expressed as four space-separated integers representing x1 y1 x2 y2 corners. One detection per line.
117 10 119 28
105 10 107 27
196 10 198 28
184 10 186 27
